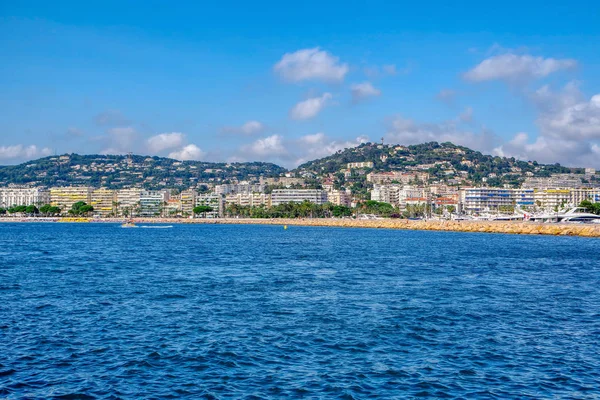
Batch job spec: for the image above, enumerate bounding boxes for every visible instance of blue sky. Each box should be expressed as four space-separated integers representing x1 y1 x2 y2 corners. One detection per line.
1 1 600 167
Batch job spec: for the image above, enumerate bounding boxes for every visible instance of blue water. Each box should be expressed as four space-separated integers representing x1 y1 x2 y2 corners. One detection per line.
1 223 599 398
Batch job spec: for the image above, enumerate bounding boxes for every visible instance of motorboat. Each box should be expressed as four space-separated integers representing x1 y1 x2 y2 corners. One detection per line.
529 207 600 223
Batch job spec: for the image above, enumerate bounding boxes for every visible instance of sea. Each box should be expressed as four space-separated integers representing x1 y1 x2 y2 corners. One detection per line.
1 223 599 398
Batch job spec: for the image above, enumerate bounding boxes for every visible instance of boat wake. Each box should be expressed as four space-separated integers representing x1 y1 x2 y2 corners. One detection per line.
140 225 173 229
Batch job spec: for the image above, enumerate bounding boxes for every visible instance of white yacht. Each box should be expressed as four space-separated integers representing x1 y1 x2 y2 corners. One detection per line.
530 207 600 223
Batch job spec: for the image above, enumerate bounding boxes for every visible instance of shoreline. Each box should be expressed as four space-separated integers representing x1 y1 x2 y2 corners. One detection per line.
1 217 600 237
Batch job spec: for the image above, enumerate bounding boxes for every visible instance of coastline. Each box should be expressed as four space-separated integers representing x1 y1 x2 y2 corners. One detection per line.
1 217 600 238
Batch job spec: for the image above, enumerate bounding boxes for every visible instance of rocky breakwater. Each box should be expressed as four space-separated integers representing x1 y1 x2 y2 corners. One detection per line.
210 218 600 238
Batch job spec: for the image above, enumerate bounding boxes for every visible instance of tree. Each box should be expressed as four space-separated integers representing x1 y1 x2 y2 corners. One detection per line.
193 205 214 218
69 201 94 216
25 205 39 215
0 208 6 215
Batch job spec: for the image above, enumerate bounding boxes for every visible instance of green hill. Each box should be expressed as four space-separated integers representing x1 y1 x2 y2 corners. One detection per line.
295 141 579 187
0 154 286 189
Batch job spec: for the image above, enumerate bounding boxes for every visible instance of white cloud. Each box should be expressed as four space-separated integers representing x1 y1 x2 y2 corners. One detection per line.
385 116 497 153
232 133 368 168
222 120 265 135
274 48 348 83
290 93 332 120
102 126 137 153
351 82 381 102
464 53 577 83
146 132 185 153
240 135 288 157
0 145 52 162
168 144 205 161
294 133 369 166
492 82 600 167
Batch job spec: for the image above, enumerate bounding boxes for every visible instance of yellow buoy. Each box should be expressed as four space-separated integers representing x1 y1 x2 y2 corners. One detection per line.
284 225 288 230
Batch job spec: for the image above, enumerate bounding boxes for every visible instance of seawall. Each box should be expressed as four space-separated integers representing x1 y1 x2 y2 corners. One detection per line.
1 217 599 237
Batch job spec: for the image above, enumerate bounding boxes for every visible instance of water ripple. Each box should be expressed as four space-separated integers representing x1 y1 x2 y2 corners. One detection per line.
1 223 600 398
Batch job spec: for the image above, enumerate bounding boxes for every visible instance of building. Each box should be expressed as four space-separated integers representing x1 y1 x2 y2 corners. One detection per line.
195 194 223 218
461 188 534 213
569 188 600 205
533 189 571 210
90 188 116 217
215 182 264 195
139 190 169 217
522 174 593 189
261 177 305 187
225 193 270 207
327 190 352 207
50 186 93 213
0 187 50 208
347 161 374 169
371 185 425 208
180 190 196 216
367 171 428 185
270 189 328 206
116 188 142 217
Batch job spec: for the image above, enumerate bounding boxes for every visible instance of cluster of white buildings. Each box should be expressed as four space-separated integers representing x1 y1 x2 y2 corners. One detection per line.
0 184 351 218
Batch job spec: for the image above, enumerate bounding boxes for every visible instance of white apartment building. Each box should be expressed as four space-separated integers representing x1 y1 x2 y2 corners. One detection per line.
461 188 535 213
225 193 270 207
195 193 223 218
327 190 352 207
0 187 50 208
367 171 429 185
371 185 425 208
270 189 328 206
215 182 264 195
569 188 600 205
116 188 142 217
347 161 374 169
139 190 170 217
533 189 572 210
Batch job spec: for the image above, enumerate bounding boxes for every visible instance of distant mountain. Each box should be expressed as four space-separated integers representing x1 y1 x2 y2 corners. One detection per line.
295 141 580 187
0 154 286 189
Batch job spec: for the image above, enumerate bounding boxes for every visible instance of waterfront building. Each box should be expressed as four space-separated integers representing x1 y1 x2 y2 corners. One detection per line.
327 190 352 207
533 189 571 210
347 161 374 169
115 188 142 217
195 194 223 218
225 193 270 207
270 189 328 206
371 185 425 208
0 187 50 208
569 188 600 205
139 190 170 217
461 188 534 213
180 190 196 216
90 188 116 217
50 186 93 212
215 182 264 195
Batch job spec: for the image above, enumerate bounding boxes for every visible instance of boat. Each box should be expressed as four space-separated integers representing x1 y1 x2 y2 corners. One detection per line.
529 207 600 223
121 220 137 228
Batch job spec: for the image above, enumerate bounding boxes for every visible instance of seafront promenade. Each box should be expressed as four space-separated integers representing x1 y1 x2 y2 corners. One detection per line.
2 217 600 237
